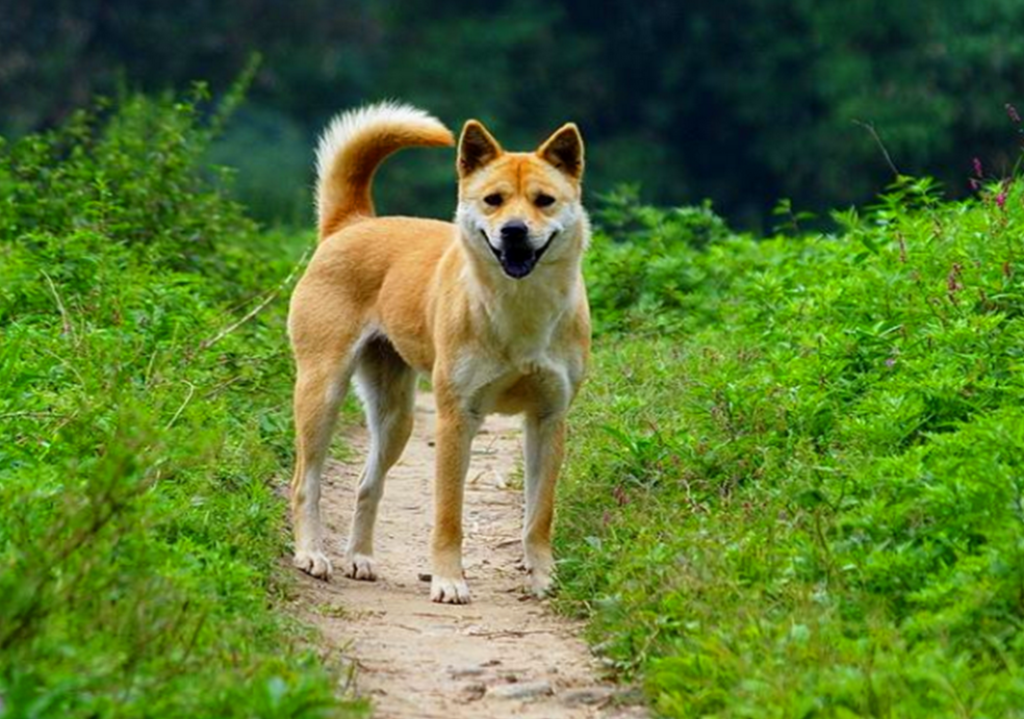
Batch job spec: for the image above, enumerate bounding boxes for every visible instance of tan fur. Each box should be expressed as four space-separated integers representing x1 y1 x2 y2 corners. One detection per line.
289 102 590 603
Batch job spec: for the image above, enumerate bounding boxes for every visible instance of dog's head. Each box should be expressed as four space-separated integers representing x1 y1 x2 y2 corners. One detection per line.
454 120 588 280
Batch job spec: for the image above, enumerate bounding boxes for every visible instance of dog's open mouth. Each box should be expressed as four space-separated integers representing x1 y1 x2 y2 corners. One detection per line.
484 230 558 280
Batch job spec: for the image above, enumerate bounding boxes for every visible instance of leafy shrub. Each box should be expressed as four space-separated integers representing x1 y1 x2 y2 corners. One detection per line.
559 177 1024 716
585 185 733 335
0 92 360 718
207 104 313 226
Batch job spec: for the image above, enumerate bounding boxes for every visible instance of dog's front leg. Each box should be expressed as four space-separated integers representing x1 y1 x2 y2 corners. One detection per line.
430 396 480 604
523 413 566 597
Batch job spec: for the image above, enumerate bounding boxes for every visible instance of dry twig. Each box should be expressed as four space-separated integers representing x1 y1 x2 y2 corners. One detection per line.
199 248 310 350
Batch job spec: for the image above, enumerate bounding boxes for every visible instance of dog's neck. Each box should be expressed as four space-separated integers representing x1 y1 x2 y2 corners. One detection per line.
460 238 583 355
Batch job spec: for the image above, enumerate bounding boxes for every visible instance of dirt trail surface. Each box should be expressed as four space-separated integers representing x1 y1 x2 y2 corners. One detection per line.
290 392 646 719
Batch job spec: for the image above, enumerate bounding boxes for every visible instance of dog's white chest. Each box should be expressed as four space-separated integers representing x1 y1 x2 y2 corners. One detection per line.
451 341 574 418
446 273 584 417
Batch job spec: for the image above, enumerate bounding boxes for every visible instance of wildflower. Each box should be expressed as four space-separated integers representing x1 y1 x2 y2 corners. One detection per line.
1008 103 1022 124
613 485 629 506
969 178 980 191
973 157 984 178
947 262 963 299
996 186 1008 210
885 357 896 368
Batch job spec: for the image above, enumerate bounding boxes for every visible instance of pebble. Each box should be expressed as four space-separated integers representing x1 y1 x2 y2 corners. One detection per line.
488 680 554 700
448 665 486 678
458 682 487 702
562 686 614 706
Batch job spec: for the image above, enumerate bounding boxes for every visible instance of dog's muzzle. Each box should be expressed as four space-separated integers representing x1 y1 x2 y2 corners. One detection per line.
483 229 558 279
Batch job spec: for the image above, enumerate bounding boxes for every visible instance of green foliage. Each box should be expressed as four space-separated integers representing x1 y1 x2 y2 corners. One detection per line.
5 1 1024 226
560 177 1024 716
207 105 313 226
0 94 361 718
585 186 731 335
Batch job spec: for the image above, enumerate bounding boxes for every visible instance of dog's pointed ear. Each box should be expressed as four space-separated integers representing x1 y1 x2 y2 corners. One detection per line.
458 120 503 177
537 123 584 179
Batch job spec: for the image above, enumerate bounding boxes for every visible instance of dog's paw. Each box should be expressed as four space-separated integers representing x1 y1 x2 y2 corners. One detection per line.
430 575 471 604
528 568 554 598
294 550 333 580
343 553 377 581
524 548 555 598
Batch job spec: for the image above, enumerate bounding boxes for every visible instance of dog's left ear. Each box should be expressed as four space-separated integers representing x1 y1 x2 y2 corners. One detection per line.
537 123 584 180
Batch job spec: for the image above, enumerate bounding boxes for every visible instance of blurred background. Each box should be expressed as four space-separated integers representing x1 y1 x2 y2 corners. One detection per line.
4 0 1024 229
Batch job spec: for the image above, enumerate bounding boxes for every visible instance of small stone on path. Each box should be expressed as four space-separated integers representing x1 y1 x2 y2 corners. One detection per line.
488 680 554 700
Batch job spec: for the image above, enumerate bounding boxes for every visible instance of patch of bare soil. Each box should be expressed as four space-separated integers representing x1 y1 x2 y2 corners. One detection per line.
290 392 646 719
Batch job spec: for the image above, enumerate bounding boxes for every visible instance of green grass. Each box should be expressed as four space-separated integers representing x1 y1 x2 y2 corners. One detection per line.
557 179 1024 717
0 91 362 718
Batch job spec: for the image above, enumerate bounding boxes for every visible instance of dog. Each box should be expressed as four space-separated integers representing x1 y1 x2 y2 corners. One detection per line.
288 102 590 604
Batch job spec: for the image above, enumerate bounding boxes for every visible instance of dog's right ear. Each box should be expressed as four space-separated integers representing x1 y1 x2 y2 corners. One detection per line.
457 120 503 177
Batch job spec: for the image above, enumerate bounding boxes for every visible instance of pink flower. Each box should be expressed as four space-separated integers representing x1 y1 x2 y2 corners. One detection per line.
973 157 984 178
996 189 1008 210
1008 103 1022 124
613 485 629 506
947 263 963 295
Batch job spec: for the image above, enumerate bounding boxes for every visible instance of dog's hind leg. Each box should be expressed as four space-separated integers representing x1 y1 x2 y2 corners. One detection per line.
343 338 417 581
290 321 363 580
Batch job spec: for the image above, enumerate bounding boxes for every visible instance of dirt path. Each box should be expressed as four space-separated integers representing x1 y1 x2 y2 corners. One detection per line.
291 392 645 719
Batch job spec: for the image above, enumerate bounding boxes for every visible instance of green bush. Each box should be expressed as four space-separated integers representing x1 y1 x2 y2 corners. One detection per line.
560 177 1024 716
0 92 361 718
207 104 313 226
585 186 732 335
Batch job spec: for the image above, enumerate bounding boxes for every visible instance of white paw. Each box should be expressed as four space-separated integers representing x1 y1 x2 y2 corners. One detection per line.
525 548 555 598
528 568 554 598
343 553 377 581
430 575 471 604
293 550 332 580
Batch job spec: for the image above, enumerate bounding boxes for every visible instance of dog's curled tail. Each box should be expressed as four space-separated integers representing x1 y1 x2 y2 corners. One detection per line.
315 102 455 240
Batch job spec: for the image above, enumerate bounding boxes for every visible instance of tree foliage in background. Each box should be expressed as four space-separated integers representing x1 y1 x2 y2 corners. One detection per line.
3 0 1024 225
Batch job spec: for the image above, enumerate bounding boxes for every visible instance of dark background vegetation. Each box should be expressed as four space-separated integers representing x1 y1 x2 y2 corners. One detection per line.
4 0 1024 228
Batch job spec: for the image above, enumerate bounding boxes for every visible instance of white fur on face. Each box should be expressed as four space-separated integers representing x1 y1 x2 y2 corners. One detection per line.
455 199 584 270
455 202 498 260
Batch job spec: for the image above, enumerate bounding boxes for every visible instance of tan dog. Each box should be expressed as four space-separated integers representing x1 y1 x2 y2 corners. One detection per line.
288 103 590 604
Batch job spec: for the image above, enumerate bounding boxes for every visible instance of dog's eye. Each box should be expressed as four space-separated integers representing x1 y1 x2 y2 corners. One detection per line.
483 193 504 207
535 194 556 208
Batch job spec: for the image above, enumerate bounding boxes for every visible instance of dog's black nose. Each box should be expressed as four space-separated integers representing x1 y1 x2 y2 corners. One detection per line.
500 220 529 243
